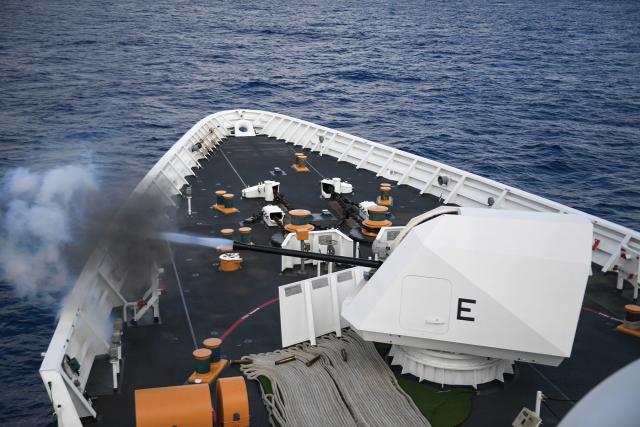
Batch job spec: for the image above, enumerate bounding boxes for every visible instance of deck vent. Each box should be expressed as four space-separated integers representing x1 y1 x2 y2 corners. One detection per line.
437 175 449 186
487 197 495 207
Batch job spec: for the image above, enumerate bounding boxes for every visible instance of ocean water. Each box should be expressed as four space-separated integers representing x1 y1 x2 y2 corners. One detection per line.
1 0 639 424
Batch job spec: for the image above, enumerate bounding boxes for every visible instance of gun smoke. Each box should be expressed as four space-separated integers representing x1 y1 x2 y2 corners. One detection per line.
0 164 172 309
0 165 98 304
160 232 232 251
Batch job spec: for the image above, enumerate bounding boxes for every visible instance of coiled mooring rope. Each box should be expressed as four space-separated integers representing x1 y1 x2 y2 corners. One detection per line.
241 330 431 427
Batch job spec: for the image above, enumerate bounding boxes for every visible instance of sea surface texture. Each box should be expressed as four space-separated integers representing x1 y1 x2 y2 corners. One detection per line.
1 0 639 425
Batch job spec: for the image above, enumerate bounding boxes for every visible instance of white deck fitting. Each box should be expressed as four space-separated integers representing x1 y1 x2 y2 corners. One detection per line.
242 180 280 202
320 177 353 199
280 229 353 271
40 110 640 426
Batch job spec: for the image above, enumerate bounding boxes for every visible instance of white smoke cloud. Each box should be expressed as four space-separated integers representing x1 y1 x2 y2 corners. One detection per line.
0 165 98 303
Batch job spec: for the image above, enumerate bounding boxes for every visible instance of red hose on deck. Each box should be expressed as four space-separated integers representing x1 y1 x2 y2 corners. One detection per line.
582 306 623 323
220 297 280 341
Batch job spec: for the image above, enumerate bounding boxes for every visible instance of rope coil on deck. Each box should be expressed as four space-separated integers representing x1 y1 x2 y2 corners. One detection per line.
240 330 431 427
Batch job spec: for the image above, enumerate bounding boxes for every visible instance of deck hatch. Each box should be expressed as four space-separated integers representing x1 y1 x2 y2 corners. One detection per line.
400 276 452 334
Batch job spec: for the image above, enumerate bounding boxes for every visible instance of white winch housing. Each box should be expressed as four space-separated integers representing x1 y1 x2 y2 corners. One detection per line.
262 204 285 227
321 177 353 199
242 180 280 202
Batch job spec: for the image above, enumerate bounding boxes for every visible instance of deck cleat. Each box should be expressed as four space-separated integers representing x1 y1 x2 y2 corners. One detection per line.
616 304 640 338
292 152 310 173
238 227 252 244
376 183 393 207
361 205 392 237
218 229 235 253
283 209 314 273
219 252 242 272
187 348 218 384
220 228 235 238
213 193 239 214
211 189 227 210
284 209 315 234
202 337 228 380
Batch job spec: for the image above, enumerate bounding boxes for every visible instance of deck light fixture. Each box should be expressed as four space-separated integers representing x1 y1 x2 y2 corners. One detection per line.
437 175 449 186
185 185 193 216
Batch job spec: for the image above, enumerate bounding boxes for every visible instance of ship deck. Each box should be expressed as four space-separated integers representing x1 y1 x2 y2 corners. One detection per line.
85 135 640 427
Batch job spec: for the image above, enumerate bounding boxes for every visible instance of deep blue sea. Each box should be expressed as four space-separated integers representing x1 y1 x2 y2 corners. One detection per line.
1 0 639 425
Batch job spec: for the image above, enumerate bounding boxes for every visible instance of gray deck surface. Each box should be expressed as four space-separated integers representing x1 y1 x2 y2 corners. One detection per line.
85 135 640 426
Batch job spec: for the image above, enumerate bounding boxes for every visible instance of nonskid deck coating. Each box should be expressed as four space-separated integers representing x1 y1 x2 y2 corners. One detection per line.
87 135 640 427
